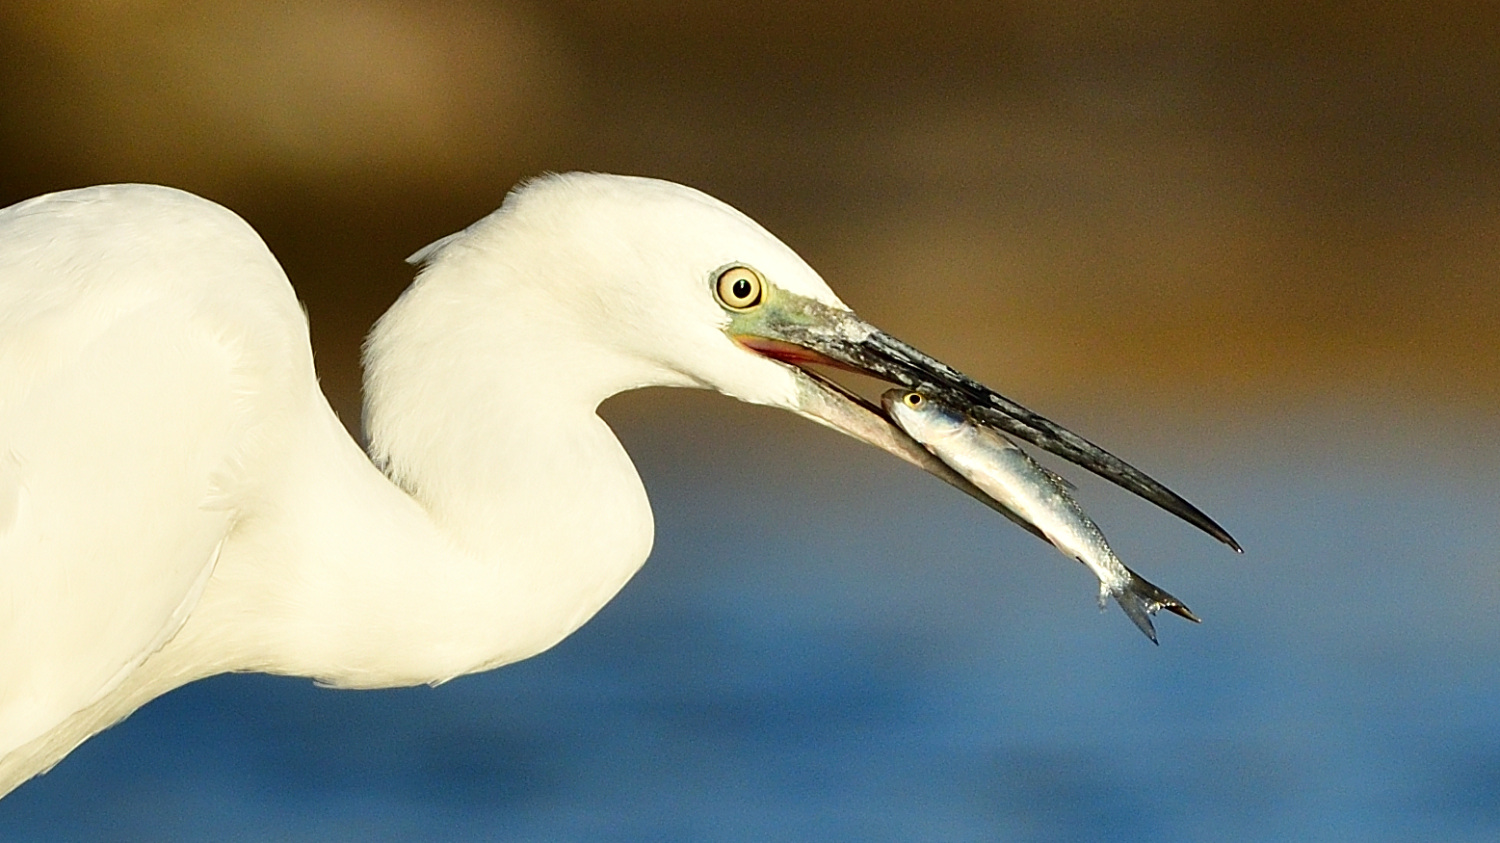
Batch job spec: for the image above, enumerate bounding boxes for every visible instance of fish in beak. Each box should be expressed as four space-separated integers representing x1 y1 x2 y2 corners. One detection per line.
723 278 1241 553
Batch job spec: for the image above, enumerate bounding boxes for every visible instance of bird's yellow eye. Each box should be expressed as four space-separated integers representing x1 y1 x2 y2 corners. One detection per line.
903 392 924 409
714 265 764 310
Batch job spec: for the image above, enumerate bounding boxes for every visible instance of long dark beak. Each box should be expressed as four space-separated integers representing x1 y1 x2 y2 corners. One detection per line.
733 297 1242 553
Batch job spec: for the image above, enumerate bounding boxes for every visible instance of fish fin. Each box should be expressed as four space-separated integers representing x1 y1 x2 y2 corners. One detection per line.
1109 568 1199 644
1040 466 1077 491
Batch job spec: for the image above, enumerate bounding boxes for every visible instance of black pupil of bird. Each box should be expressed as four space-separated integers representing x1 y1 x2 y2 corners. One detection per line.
732 278 752 300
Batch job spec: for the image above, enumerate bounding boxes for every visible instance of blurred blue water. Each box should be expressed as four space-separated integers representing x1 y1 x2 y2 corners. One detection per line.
1 396 1496 842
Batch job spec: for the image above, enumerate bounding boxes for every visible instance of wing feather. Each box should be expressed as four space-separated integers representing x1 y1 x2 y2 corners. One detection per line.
0 185 305 763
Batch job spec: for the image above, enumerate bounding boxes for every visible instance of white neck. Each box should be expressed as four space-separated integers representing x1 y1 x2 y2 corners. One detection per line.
165 251 663 689
4 255 666 794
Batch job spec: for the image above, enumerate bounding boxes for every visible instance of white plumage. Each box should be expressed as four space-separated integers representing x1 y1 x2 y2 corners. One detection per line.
0 173 862 795
0 173 1233 797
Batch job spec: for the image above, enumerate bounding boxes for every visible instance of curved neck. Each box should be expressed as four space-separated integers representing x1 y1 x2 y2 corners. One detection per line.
346 393 657 684
22 388 655 794
164 263 663 688
179 387 654 689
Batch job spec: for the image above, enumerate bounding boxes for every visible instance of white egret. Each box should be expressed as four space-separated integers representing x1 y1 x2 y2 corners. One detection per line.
0 173 1237 796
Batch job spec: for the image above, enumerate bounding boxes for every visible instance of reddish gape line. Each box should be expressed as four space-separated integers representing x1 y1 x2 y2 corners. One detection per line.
732 335 860 373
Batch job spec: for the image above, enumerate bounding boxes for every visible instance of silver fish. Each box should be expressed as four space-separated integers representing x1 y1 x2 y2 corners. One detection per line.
881 388 1198 642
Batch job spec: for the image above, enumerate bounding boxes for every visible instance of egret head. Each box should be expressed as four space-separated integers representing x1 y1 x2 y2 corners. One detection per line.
379 173 1237 549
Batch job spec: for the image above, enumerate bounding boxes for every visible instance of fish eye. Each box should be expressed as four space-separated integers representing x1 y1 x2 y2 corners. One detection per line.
902 392 925 409
714 265 764 310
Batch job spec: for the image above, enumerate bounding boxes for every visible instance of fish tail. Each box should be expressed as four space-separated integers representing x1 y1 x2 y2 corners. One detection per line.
1109 568 1199 645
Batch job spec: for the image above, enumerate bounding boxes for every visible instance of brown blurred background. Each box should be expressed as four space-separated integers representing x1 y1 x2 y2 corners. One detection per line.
1 1 1496 429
